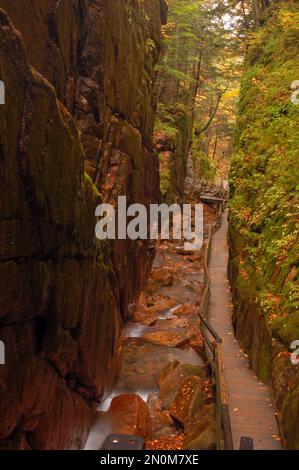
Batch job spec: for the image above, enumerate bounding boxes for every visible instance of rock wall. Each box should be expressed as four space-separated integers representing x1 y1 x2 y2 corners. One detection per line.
229 3 299 449
0 0 166 449
155 107 193 204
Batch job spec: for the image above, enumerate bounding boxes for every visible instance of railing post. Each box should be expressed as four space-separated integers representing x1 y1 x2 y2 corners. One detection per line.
0 340 5 365
239 437 254 450
0 80 5 105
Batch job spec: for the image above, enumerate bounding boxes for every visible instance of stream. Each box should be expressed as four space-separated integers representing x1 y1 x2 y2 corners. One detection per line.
85 204 217 451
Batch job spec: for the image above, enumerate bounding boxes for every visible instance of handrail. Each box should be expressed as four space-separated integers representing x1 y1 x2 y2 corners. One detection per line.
198 196 234 450
199 314 222 344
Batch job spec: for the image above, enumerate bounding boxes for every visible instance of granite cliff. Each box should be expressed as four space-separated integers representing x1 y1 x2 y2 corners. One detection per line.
0 0 167 449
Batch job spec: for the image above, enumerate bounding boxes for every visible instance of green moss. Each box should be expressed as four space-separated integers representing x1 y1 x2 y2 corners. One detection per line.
272 313 299 345
192 148 216 181
155 120 178 139
155 104 192 202
84 171 100 198
230 3 299 349
282 384 299 449
230 3 299 449
145 38 156 55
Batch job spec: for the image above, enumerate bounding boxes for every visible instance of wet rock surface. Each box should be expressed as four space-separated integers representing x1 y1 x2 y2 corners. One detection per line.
107 394 151 439
0 0 218 450
0 0 165 450
147 393 176 438
169 375 204 426
150 267 174 287
184 404 216 450
85 211 217 450
106 338 202 396
159 363 205 409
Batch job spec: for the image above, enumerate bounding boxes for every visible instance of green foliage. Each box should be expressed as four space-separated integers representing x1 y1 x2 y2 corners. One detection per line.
145 38 156 55
155 102 189 139
159 156 173 203
155 103 178 137
155 102 191 202
155 120 178 138
84 171 100 198
230 3 299 347
193 148 216 180
157 0 242 198
156 63 196 84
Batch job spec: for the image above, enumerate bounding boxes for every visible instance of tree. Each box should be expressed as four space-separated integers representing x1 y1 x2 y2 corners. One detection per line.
156 0 243 186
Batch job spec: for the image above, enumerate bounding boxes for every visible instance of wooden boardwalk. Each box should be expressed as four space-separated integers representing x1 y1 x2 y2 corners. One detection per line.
208 210 282 450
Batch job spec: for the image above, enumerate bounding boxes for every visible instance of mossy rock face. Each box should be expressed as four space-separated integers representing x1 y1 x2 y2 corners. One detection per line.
155 107 193 203
0 0 166 450
229 2 299 449
272 314 299 346
281 384 299 450
158 363 205 409
184 404 216 450
184 425 216 451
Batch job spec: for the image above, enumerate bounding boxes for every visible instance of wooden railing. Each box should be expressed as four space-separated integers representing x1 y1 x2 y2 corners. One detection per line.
198 198 234 450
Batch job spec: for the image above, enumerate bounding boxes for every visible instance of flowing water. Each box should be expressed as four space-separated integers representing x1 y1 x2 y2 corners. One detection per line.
85 207 215 450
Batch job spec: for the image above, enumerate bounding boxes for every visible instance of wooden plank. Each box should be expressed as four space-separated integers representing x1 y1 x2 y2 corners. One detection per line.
208 210 282 450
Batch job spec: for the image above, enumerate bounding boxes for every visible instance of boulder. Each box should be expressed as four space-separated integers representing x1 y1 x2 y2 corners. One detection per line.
146 435 184 450
158 360 180 384
184 424 216 450
184 404 216 450
169 376 204 427
150 268 174 287
141 330 189 348
173 304 199 317
108 394 152 439
147 393 176 438
158 363 206 409
132 304 158 326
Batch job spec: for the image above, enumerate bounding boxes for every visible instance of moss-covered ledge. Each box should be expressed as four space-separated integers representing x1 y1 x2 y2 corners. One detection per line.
229 2 299 450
